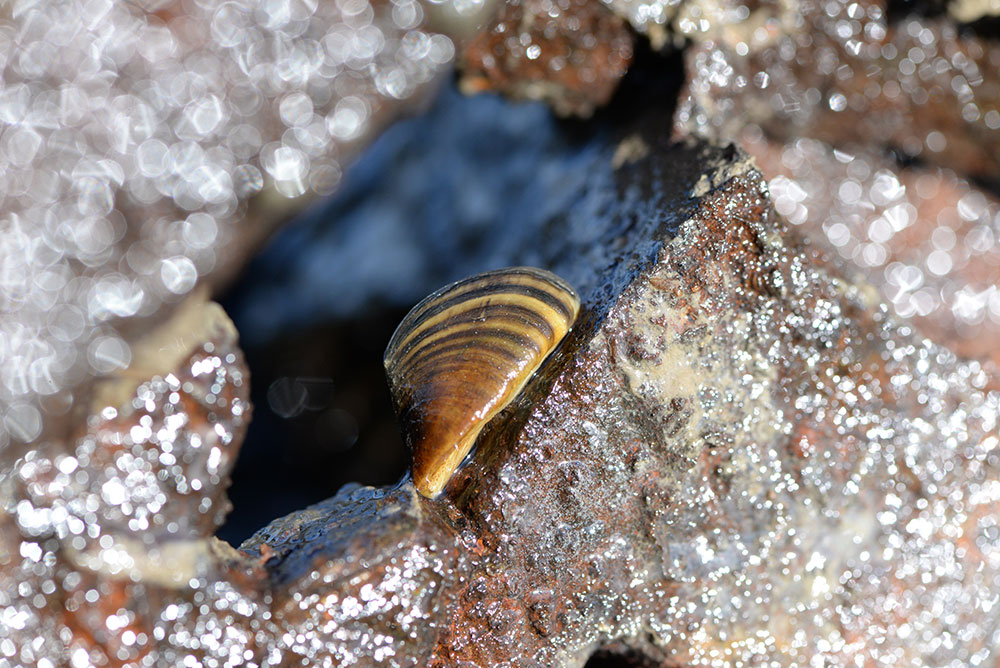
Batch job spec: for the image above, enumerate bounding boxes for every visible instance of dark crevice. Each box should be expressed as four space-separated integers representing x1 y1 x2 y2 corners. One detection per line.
584 649 670 668
885 0 949 22
560 38 686 142
960 14 1000 40
216 311 409 546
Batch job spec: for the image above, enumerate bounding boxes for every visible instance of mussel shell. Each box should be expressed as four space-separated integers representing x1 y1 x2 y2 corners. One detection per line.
384 267 580 498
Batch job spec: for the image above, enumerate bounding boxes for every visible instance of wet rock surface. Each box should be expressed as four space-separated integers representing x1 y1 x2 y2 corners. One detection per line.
0 0 465 452
459 0 635 116
235 137 1000 665
1 295 266 666
677 0 1000 183
738 131 1000 366
4 0 1000 664
4 118 1000 665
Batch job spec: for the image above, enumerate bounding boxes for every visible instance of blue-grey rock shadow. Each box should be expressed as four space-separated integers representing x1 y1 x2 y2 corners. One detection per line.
218 50 690 544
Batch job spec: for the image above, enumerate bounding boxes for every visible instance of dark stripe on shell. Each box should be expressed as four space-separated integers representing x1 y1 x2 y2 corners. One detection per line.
385 268 577 359
383 266 580 498
391 305 556 371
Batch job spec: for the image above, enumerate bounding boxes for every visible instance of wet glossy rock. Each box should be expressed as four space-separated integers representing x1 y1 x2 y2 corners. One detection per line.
0 0 469 452
0 297 267 665
677 0 1000 183
239 137 1000 665
738 130 1000 366
459 0 635 116
5 113 1000 662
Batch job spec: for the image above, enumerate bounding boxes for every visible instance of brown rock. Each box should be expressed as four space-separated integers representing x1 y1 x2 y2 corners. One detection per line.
1 299 267 665
739 130 1000 365
8 135 1000 665
678 0 1000 182
240 138 1000 665
459 0 634 116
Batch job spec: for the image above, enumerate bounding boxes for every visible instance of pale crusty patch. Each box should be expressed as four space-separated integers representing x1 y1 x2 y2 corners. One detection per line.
90 288 237 412
949 0 1000 22
691 150 757 197
612 134 651 169
65 535 249 587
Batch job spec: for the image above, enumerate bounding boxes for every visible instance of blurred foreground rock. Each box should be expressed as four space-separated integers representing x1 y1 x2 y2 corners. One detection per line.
1 293 265 666
737 131 1000 366
677 0 1000 183
0 0 471 452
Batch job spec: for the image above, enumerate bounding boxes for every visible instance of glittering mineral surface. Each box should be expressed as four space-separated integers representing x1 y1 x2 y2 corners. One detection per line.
1 296 263 666
238 140 1000 665
4 0 1000 663
677 0 1000 181
740 132 1000 365
0 0 461 449
674 0 1000 363
459 0 635 115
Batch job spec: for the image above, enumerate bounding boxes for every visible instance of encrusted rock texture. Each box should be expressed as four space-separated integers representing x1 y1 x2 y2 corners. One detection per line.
735 131 1000 366
8 134 996 665
670 0 1000 372
458 0 635 116
236 141 1000 665
4 0 1000 664
678 1 1000 182
1 295 267 666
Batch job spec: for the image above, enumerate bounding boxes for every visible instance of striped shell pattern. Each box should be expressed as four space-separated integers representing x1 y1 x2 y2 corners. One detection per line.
384 267 580 498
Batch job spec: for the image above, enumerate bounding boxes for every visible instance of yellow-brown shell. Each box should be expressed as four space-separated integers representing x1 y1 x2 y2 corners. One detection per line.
384 267 580 498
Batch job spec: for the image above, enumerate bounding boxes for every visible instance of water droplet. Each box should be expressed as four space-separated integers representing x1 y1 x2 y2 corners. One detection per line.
160 256 198 294
87 336 132 374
